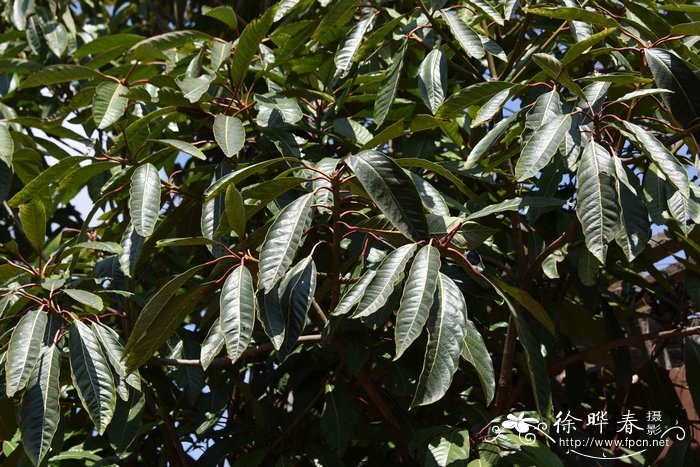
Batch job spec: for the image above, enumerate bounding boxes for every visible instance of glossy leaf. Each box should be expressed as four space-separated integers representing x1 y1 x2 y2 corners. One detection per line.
515 114 571 181
346 150 429 241
411 273 467 408
332 269 377 316
258 193 313 291
69 320 116 434
624 121 689 197
64 289 104 311
418 48 447 115
91 322 141 391
277 256 316 360
0 123 14 167
19 200 46 253
231 7 275 86
6 308 47 397
374 44 406 128
576 141 619 263
395 245 440 360
461 318 495 405
20 345 60 465
220 265 256 363
645 48 700 137
123 265 204 372
352 244 416 319
93 81 129 130
334 13 373 78
436 82 515 119
158 139 206 161
213 114 245 158
442 11 484 59
129 163 161 237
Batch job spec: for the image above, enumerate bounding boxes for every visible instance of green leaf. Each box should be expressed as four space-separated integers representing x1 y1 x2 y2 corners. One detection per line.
418 48 447 115
353 243 417 318
576 141 619 263
277 256 316 360
436 82 515 119
312 0 358 41
466 0 504 25
19 200 46 253
442 11 484 59
374 44 406 128
334 13 373 78
333 118 374 147
155 237 224 249
525 91 561 131
203 5 238 28
0 123 13 168
671 21 700 35
213 115 245 158
157 139 206 161
225 185 246 238
175 73 214 103
91 322 140 391
258 287 285 350
200 321 224 370
128 30 211 57
107 387 144 453
69 320 116 434
410 172 450 217
8 156 86 208
255 94 303 127
532 53 585 99
220 266 256 363
667 189 700 235
20 65 104 89
258 193 314 291
20 345 60 466
204 158 296 201
320 384 359 454
275 0 301 21
515 114 571 181
12 0 35 30
524 6 617 28
464 112 518 169
123 265 204 372
332 269 377 316
424 427 471 467
624 121 689 197
210 39 232 70
489 278 555 333
395 245 440 360
461 318 495 405
645 48 700 138
615 174 650 262
471 88 510 128
411 273 467 408
231 7 275 86
64 289 104 311
45 21 68 57
93 81 129 130
129 163 161 237
562 27 616 65
5 308 47 397
346 150 429 241
464 196 563 221
74 33 144 59
119 222 144 278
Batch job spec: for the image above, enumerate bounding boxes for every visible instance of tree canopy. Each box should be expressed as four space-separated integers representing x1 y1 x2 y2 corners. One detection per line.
1 0 700 465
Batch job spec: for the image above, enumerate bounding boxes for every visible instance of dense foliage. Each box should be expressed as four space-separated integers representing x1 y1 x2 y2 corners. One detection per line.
1 0 700 465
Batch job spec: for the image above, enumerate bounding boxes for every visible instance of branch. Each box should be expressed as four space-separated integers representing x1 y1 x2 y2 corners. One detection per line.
550 325 700 375
147 334 323 368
